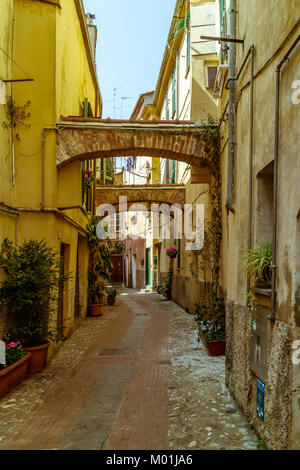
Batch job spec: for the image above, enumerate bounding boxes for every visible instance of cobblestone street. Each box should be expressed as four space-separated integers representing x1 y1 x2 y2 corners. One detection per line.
0 289 257 450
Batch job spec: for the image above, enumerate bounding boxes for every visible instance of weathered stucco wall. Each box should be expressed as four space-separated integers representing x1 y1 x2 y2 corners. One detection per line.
220 0 300 449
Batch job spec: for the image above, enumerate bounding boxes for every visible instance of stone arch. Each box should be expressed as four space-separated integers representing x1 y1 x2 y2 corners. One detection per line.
56 118 214 170
95 184 185 210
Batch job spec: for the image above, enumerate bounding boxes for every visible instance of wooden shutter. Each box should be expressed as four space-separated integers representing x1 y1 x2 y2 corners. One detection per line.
172 66 177 117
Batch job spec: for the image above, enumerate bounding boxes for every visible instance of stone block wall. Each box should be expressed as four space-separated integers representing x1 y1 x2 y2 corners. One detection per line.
226 300 293 449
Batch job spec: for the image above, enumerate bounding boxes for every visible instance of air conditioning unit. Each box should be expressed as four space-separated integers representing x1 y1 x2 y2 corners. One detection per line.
213 64 229 98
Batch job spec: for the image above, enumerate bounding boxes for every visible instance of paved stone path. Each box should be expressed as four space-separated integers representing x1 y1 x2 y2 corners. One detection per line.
0 289 257 450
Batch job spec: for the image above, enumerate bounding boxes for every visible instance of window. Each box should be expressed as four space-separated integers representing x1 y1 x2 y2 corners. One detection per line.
165 90 169 120
165 159 170 183
186 12 190 72
100 158 114 185
171 160 176 183
207 66 218 88
219 0 228 64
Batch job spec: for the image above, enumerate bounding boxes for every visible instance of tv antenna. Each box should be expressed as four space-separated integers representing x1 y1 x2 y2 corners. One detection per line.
113 87 122 119
120 96 134 119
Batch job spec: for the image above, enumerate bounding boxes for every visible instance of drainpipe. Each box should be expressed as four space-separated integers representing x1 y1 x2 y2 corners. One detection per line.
270 33 300 322
41 127 58 211
247 44 255 295
226 0 236 212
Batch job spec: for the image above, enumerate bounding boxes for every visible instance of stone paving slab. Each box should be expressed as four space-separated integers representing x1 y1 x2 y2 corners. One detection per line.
0 289 258 450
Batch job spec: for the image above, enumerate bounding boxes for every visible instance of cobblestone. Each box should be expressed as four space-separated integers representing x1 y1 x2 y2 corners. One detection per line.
0 291 258 450
0 306 119 441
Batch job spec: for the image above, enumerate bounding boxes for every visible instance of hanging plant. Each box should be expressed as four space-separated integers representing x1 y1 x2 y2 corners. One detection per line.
166 247 179 258
83 169 96 189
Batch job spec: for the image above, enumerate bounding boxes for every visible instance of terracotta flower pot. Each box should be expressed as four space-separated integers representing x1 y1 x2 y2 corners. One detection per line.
23 342 50 373
88 304 102 316
107 297 116 306
197 326 225 356
206 340 226 356
0 352 31 398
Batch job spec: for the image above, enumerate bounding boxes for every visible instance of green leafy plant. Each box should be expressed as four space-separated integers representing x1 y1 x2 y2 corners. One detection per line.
194 295 226 342
86 216 114 305
0 238 69 347
256 438 266 450
0 341 26 370
2 98 31 141
242 242 272 286
157 270 173 297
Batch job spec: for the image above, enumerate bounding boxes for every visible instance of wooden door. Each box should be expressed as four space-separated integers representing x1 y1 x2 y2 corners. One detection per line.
111 255 124 283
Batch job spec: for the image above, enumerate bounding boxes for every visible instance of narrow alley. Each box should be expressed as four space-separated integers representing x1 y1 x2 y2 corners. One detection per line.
0 290 257 451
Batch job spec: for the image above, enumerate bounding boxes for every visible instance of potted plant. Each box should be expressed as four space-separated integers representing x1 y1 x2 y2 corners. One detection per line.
86 216 114 316
0 341 31 398
0 238 69 373
88 275 105 316
106 288 118 306
242 242 272 289
195 296 226 356
166 247 179 259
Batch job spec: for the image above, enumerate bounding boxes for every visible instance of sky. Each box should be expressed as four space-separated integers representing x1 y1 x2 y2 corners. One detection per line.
83 0 177 120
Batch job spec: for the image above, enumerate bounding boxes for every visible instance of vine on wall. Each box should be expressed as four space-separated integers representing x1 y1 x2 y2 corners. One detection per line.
195 116 223 315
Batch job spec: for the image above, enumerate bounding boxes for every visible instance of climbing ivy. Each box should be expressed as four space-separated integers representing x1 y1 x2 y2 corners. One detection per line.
196 116 223 314
2 98 31 141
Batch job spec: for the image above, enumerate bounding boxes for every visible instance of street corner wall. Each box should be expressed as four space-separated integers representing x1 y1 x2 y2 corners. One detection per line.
225 300 294 449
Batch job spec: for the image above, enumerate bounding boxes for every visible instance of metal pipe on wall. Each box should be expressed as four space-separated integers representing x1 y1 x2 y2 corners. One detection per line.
41 127 58 211
226 0 236 212
270 33 300 321
247 44 255 296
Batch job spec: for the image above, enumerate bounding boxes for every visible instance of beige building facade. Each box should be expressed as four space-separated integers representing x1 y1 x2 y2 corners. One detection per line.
217 0 300 450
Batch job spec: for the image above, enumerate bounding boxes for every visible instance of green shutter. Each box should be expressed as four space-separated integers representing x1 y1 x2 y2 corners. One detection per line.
186 12 190 71
219 0 228 63
166 159 170 183
173 18 185 39
172 66 177 117
172 160 176 183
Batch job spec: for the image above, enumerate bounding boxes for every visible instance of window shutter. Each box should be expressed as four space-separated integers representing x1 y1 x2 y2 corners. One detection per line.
166 159 170 183
172 160 176 183
186 12 190 72
172 66 177 117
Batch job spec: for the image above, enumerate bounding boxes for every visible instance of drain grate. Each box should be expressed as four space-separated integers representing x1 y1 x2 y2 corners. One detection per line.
98 348 132 356
156 359 172 365
135 313 149 316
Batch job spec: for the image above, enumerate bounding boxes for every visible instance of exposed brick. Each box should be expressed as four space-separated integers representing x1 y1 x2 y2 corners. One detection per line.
57 123 212 169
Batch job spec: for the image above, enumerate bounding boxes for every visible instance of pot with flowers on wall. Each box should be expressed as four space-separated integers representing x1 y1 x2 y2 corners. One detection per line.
166 247 179 259
194 296 226 356
106 288 118 306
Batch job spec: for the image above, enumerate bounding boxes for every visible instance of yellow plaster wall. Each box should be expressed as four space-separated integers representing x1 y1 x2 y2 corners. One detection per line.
0 0 101 345
0 0 14 207
55 0 97 118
